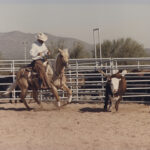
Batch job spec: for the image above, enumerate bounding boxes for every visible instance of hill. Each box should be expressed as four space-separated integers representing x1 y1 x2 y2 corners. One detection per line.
0 31 93 60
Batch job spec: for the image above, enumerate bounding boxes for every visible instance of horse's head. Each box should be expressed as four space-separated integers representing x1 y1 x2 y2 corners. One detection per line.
58 48 69 67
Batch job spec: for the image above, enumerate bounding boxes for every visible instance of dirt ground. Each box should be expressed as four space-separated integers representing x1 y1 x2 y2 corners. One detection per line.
0 101 150 150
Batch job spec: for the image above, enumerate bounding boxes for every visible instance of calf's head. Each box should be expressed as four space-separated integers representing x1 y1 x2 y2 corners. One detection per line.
110 77 121 94
109 70 127 95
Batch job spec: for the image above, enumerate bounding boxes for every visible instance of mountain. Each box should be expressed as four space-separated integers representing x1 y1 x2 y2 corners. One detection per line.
0 31 93 60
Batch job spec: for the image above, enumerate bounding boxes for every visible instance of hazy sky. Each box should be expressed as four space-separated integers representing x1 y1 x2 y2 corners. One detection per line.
0 0 150 48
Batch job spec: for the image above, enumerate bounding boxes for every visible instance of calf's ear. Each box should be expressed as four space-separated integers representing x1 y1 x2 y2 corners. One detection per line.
58 48 63 54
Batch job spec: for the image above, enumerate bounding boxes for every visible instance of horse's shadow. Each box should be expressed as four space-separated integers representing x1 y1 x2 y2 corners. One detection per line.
79 107 105 113
0 107 28 111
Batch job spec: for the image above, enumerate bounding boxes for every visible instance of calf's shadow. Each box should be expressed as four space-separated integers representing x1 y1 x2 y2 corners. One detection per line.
79 107 104 113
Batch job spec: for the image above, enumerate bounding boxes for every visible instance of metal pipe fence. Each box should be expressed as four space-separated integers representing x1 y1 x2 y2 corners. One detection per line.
0 58 150 102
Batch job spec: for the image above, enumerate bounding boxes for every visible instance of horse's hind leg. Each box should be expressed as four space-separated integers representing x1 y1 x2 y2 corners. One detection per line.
32 89 43 109
62 84 72 103
20 88 30 110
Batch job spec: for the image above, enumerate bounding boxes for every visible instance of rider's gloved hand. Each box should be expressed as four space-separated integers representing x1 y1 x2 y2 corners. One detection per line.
38 52 42 56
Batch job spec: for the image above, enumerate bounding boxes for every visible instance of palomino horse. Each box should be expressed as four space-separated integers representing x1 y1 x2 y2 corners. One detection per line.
4 48 72 110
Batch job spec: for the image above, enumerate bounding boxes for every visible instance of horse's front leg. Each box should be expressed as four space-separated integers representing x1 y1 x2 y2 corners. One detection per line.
62 84 72 103
50 83 61 107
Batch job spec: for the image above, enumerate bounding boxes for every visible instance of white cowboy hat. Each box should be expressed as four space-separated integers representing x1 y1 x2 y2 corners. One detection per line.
36 32 48 42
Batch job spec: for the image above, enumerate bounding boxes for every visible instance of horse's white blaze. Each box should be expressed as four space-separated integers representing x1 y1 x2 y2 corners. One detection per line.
111 78 121 93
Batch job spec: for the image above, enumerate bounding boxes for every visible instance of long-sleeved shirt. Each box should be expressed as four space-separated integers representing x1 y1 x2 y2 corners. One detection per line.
30 40 48 60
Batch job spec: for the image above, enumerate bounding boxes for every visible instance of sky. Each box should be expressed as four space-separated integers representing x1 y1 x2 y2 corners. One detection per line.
0 0 150 48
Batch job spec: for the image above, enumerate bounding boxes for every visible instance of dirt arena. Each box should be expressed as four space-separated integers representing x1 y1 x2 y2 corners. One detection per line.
0 101 150 150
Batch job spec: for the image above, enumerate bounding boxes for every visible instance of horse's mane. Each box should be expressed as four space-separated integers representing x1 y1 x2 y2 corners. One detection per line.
54 49 69 73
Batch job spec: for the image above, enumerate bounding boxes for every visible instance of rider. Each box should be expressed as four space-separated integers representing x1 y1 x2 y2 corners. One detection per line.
30 32 50 89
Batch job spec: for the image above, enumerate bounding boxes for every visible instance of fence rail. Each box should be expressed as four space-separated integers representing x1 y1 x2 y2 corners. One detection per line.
1 58 150 102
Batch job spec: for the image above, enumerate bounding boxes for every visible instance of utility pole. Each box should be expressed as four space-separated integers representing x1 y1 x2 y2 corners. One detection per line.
93 28 102 59
23 41 28 62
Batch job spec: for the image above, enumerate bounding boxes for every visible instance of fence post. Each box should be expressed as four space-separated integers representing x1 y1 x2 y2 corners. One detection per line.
137 60 140 70
110 58 114 75
115 60 118 71
68 64 72 95
11 63 13 73
76 60 79 101
12 60 16 100
100 59 105 99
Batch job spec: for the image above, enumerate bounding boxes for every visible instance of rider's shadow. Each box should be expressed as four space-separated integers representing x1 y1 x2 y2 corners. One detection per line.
79 107 104 113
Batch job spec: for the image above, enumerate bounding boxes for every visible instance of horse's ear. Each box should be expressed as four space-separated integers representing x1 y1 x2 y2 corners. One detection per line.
64 48 68 52
58 48 63 53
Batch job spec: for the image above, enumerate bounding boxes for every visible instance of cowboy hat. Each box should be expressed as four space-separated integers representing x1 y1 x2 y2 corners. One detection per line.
36 32 48 42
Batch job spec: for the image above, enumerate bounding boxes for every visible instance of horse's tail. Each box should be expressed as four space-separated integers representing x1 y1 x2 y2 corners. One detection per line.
3 68 27 95
3 80 17 95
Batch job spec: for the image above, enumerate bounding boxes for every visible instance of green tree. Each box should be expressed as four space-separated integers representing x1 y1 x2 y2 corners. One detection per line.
0 52 2 59
47 40 65 58
70 42 91 58
93 38 146 58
